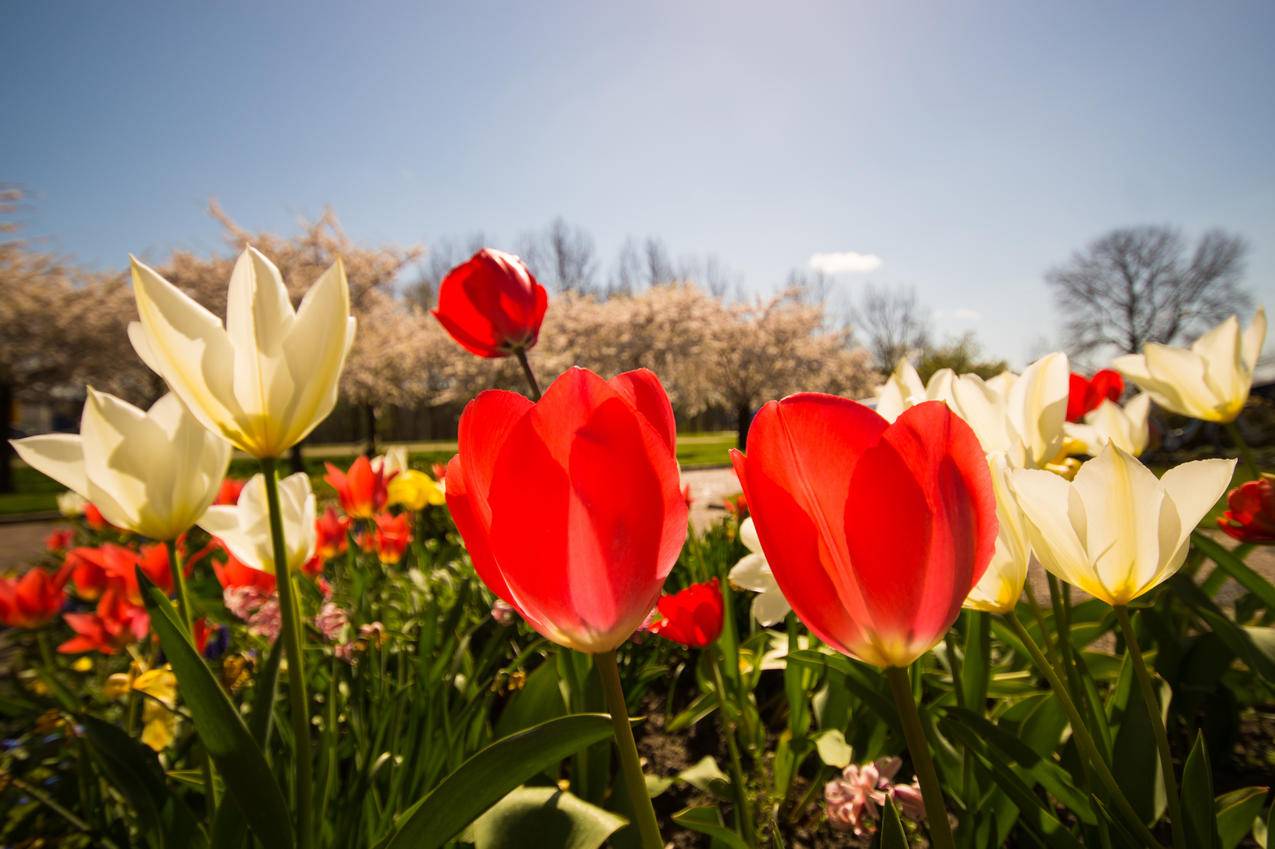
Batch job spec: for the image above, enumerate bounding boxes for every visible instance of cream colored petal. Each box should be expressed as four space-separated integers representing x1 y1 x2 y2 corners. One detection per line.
1071 445 1167 604
1008 352 1069 468
128 321 164 375
1123 393 1152 455
1010 469 1098 599
751 588 792 627
1064 421 1102 455
80 388 160 535
1113 353 1192 417
949 374 1020 460
1159 458 1236 549
131 257 243 445
159 395 232 536
226 247 295 358
1142 344 1220 420
11 434 88 497
739 517 762 554
278 261 354 451
985 370 1019 396
1191 315 1243 409
729 553 776 593
1241 307 1267 373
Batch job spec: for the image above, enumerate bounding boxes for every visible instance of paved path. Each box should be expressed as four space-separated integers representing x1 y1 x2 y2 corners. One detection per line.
4 468 1272 608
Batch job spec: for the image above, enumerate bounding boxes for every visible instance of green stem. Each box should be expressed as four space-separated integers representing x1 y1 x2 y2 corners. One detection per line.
514 348 542 401
884 665 955 849
1007 612 1166 849
260 457 313 849
164 538 194 634
711 648 755 845
1225 421 1262 479
1115 607 1186 849
595 650 663 849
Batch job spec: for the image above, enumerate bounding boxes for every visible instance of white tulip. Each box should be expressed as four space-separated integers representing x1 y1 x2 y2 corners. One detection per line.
1113 307 1266 424
1064 393 1152 457
56 491 87 517
198 472 316 575
373 446 409 477
926 352 1069 469
728 518 791 626
130 246 357 459
872 358 925 423
1011 444 1234 607
12 390 231 540
964 454 1033 614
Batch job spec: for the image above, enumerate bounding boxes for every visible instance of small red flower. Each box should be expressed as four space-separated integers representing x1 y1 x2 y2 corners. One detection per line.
68 544 172 606
84 503 111 531
45 529 74 553
648 579 724 648
372 513 411 564
1219 476 1275 544
0 565 71 629
325 456 395 519
432 249 549 358
212 549 277 593
215 477 247 505
723 494 748 518
59 598 148 655
1066 369 1124 422
315 506 351 560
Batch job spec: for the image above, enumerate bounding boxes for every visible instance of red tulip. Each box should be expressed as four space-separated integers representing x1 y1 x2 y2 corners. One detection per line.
325 456 395 519
648 578 724 648
372 512 411 564
45 529 74 553
1218 476 1275 544
59 591 149 655
445 367 687 652
0 565 71 628
1066 369 1124 422
84 502 111 531
68 544 172 606
731 396 997 668
212 548 277 593
215 477 247 505
315 506 351 560
432 249 549 359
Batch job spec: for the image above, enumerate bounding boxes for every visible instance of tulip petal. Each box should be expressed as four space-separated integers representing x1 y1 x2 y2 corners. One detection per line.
1241 307 1267 372
845 402 997 664
732 394 887 659
280 259 355 450
1010 469 1098 599
1159 458 1236 552
609 368 677 454
486 368 685 652
130 257 243 443
444 456 517 609
11 433 89 499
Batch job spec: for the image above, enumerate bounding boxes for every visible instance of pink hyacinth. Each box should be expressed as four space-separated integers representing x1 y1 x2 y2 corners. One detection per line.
824 756 924 836
314 602 349 642
490 599 516 626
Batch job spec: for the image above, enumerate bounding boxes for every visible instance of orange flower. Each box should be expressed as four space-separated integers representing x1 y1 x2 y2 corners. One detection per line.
324 456 395 519
0 565 71 629
315 506 351 560
372 513 411 564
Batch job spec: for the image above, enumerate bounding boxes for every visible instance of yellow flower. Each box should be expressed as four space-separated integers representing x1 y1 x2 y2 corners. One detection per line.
387 469 445 510
1113 308 1266 424
1011 444 1234 606
130 247 356 459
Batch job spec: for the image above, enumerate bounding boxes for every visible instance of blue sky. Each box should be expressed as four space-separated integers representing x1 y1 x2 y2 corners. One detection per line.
4 1 1272 366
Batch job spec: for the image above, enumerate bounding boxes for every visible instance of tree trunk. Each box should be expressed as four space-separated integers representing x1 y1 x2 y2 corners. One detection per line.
0 381 13 493
364 404 378 458
289 440 306 476
735 402 753 452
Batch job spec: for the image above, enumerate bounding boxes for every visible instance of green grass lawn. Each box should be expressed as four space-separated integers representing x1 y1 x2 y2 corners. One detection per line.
0 432 739 517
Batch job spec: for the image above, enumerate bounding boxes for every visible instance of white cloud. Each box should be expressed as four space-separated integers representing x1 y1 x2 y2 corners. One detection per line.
953 308 981 321
808 250 882 274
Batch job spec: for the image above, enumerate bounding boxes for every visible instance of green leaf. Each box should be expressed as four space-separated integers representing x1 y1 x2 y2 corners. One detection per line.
961 611 990 711
938 717 1083 849
467 787 625 849
1216 787 1268 849
1191 532 1275 612
671 806 749 849
1182 732 1221 849
676 755 732 800
875 797 909 849
496 661 566 738
380 713 614 849
814 729 852 769
139 576 293 849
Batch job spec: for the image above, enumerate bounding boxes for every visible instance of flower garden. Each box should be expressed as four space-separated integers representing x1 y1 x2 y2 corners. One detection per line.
1 245 1273 849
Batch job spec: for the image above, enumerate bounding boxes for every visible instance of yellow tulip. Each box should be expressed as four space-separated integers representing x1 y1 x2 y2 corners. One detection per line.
1011 444 1234 606
11 390 231 540
1113 308 1266 423
129 247 356 458
964 454 1032 614
387 469 445 510
198 472 316 574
